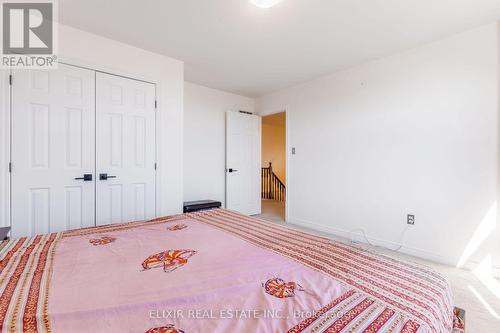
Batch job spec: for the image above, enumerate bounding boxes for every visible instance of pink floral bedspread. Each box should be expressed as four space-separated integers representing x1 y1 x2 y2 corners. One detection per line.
0 209 453 332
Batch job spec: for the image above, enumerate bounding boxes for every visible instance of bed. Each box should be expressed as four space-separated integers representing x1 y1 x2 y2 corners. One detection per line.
0 209 455 332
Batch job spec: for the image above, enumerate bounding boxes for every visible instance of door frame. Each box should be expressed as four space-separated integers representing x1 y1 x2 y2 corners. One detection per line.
258 107 290 222
3 60 160 233
0 69 11 230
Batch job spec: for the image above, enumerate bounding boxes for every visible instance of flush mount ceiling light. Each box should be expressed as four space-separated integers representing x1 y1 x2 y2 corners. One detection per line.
249 0 282 9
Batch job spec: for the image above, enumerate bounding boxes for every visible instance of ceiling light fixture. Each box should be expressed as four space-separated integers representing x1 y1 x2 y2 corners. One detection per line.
249 0 282 9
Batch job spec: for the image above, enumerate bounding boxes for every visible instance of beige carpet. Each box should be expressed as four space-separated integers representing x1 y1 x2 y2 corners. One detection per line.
253 213 500 333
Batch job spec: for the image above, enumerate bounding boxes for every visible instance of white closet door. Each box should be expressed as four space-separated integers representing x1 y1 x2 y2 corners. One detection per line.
95 73 156 225
11 64 96 238
226 111 261 215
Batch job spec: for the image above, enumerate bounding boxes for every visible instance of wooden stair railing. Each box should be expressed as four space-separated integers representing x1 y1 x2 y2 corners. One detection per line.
261 162 286 201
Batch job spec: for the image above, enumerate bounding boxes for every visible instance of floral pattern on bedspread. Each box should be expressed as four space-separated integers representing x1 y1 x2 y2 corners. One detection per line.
145 324 185 333
89 236 116 246
187 209 454 333
167 224 188 231
0 209 454 333
141 249 197 273
263 277 304 299
0 214 187 332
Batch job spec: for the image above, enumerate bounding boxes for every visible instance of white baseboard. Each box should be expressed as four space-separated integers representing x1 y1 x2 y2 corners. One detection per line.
287 216 459 267
286 216 500 279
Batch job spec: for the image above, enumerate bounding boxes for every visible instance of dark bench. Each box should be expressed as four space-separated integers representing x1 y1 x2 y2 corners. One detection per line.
0 227 11 241
183 200 222 213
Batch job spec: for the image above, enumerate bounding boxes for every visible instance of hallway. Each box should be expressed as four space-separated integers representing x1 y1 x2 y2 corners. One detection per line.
256 199 285 223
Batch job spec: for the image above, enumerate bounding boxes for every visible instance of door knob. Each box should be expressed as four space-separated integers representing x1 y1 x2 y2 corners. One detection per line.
99 173 117 180
75 174 93 181
228 168 238 173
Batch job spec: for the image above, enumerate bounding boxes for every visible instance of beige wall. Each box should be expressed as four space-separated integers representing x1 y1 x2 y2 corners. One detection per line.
262 120 286 183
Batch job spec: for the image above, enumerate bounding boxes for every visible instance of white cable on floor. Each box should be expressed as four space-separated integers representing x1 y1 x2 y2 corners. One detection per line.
349 226 410 252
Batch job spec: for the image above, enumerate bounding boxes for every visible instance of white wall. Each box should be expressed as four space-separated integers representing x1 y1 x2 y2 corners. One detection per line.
257 23 500 268
184 82 254 207
0 23 185 228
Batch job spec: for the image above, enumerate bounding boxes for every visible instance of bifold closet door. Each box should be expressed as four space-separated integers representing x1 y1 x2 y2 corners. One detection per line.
11 64 96 238
95 73 156 225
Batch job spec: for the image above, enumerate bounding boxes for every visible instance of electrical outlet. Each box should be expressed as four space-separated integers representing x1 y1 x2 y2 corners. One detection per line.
291 147 296 155
407 214 415 225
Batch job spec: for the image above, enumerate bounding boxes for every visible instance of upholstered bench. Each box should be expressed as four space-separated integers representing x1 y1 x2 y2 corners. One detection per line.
183 200 222 213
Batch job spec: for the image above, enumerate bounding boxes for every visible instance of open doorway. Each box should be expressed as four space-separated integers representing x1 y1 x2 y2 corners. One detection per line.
259 112 286 223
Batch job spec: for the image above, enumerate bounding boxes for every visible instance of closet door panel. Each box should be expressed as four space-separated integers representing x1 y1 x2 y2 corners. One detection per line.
11 64 96 238
95 73 156 225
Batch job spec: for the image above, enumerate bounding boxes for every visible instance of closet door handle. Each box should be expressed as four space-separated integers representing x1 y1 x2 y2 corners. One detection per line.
75 174 93 181
99 173 117 180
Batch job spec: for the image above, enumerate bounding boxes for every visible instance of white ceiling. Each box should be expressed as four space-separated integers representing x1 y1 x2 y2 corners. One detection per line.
59 0 500 97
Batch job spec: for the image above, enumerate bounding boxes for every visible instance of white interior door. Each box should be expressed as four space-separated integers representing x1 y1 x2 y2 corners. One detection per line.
11 64 96 238
226 111 261 215
96 73 156 225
